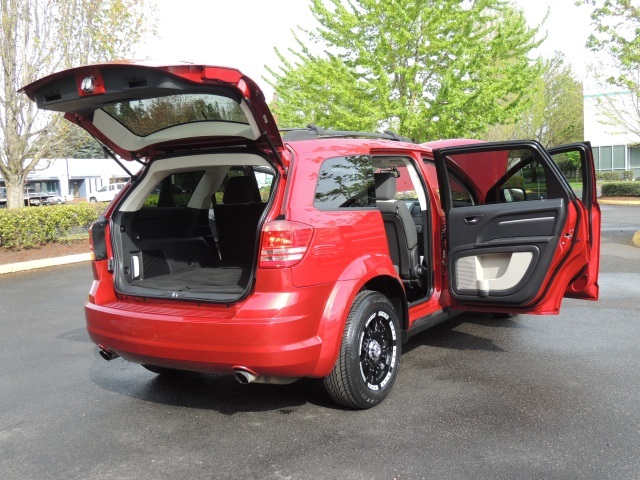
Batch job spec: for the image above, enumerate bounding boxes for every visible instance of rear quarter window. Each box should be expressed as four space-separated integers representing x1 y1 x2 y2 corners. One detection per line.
314 155 375 210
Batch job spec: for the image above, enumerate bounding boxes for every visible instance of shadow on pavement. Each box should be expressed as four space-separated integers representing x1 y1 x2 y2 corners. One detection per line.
89 359 338 414
402 313 522 355
87 314 525 414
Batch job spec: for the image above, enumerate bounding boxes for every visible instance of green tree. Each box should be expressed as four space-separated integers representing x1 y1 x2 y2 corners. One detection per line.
581 0 640 138
0 0 155 209
485 53 584 147
267 0 542 142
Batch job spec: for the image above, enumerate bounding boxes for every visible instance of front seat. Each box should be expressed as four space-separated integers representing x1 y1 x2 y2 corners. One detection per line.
374 172 422 286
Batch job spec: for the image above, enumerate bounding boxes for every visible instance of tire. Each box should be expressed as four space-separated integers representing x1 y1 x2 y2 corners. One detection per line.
89 197 97 203
323 290 401 409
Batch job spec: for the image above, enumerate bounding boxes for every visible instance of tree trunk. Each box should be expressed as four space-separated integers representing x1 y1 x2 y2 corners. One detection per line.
5 174 26 209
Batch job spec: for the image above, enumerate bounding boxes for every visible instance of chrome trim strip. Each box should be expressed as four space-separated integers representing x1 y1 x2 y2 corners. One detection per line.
499 216 555 225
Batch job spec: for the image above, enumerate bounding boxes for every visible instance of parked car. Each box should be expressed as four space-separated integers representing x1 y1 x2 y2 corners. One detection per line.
89 183 126 203
23 188 49 206
0 187 52 206
44 192 66 205
21 62 601 408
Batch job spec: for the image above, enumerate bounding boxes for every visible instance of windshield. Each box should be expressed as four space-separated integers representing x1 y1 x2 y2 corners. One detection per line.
101 93 249 137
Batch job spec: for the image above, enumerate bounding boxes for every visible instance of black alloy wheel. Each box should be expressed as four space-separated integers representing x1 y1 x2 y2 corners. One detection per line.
359 309 396 391
324 290 401 409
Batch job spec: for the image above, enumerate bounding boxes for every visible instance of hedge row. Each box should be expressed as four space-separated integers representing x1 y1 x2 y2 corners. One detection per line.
600 182 640 197
596 171 622 181
596 171 638 181
0 203 106 249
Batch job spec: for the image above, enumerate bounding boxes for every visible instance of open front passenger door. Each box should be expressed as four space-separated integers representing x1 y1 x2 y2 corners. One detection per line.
433 140 599 315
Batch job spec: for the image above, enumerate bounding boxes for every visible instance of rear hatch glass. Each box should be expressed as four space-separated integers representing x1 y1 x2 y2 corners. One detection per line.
102 93 249 137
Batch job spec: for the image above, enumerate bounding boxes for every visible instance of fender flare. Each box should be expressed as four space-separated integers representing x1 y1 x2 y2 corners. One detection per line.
309 255 405 378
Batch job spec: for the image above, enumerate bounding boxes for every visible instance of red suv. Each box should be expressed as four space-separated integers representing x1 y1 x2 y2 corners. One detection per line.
23 62 600 408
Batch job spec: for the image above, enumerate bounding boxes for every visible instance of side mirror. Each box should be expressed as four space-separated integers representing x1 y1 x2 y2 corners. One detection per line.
501 187 526 202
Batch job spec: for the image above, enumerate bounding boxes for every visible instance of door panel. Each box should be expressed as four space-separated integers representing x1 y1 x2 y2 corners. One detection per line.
434 140 595 314
447 199 563 304
448 201 564 246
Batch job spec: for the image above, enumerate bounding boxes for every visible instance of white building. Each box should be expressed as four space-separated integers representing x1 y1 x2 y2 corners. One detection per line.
0 157 142 201
584 86 640 179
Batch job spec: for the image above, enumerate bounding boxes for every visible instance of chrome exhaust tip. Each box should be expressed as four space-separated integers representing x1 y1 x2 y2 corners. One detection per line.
234 368 257 384
99 349 119 361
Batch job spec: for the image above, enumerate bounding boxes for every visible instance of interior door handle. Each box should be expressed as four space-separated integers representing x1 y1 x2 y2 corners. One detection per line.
464 215 482 225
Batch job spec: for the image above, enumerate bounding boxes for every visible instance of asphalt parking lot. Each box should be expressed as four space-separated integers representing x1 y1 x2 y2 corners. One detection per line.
0 204 639 479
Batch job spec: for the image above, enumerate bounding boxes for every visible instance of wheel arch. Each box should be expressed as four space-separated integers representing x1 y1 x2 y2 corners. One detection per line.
310 273 407 378
363 275 408 332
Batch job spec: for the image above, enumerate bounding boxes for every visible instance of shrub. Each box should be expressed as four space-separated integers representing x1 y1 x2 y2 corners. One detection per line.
143 193 159 207
600 182 640 197
623 170 634 181
0 203 105 249
504 175 525 188
596 171 621 181
259 186 272 202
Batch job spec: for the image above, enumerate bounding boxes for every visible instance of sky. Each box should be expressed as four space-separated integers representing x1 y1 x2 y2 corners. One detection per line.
136 0 595 99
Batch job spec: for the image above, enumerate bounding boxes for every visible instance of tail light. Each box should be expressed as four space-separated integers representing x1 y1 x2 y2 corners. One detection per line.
259 221 314 268
89 218 108 261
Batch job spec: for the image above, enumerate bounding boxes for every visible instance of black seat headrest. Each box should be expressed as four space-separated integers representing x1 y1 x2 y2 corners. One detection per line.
223 176 262 204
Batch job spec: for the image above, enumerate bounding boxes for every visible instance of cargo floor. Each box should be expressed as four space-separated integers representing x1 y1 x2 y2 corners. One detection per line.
131 263 251 294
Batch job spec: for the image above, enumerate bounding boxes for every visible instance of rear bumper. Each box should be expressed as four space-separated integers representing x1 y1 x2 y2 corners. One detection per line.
85 285 334 378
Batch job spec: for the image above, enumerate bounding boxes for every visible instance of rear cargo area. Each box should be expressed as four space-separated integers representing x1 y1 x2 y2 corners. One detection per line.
108 155 275 302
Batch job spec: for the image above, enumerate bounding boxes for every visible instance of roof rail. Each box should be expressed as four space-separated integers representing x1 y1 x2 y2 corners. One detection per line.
281 124 413 143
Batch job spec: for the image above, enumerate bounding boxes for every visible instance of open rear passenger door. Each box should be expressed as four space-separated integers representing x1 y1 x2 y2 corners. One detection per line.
433 140 599 315
547 142 600 300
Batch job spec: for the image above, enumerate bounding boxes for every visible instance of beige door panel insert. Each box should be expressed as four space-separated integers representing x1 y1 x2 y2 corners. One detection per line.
455 252 534 296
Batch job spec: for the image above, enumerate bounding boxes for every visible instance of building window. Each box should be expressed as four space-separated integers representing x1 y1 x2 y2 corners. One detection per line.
630 147 640 169
600 146 612 170
613 145 625 170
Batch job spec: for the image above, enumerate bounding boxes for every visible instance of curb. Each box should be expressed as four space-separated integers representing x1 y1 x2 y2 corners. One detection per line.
598 198 640 205
633 231 640 248
0 253 91 275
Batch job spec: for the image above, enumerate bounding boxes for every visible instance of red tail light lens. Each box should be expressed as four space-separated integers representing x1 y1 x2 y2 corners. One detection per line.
259 221 314 268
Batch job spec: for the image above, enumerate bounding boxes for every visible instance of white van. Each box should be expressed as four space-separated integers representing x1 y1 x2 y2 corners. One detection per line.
89 183 126 203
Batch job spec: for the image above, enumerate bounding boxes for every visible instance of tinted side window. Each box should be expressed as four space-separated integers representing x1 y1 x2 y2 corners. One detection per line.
314 156 375 210
499 158 550 202
443 147 566 205
549 150 588 205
